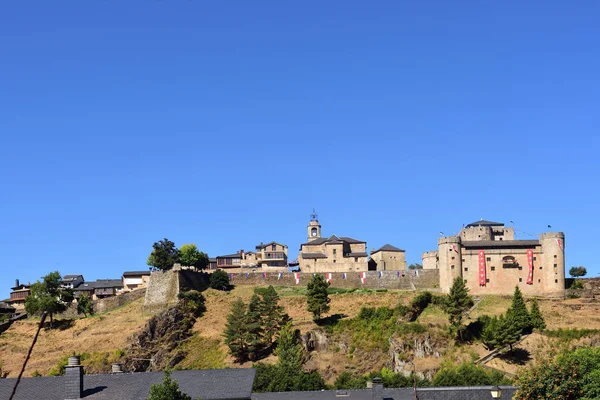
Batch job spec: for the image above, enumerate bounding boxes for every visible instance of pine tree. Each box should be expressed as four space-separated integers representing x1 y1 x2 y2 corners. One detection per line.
495 313 521 352
481 316 499 350
246 294 265 361
223 298 249 362
306 274 330 320
255 286 289 345
529 299 546 331
507 286 533 333
275 322 304 373
444 277 474 335
147 371 192 400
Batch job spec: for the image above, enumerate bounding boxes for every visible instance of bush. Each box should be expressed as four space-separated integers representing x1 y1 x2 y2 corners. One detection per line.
571 280 585 290
148 370 191 400
209 269 230 290
432 362 511 387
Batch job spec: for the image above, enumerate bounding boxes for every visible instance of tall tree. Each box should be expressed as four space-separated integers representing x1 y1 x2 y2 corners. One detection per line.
495 313 521 352
306 274 330 320
179 243 209 270
569 266 587 278
507 286 532 333
147 238 179 271
529 299 546 330
275 322 304 373
76 294 94 317
25 271 74 326
255 286 289 344
246 294 265 361
444 276 474 336
147 370 192 400
481 316 500 350
223 298 249 362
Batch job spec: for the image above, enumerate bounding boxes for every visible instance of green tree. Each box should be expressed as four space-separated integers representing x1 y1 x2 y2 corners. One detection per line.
444 277 473 337
306 274 330 320
25 271 74 326
255 286 289 344
495 313 521 352
275 322 304 372
432 362 510 386
569 266 587 278
179 243 209 270
507 285 532 333
408 263 423 270
147 370 192 400
209 269 230 291
529 299 546 331
481 315 500 350
246 294 265 361
76 294 94 317
147 238 179 271
177 290 206 317
223 298 249 362
514 355 582 400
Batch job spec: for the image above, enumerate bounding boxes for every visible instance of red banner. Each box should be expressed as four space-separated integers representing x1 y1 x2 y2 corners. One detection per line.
527 249 534 285
478 250 486 286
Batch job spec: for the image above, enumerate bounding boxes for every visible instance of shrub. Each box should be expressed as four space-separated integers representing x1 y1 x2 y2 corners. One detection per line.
209 269 230 290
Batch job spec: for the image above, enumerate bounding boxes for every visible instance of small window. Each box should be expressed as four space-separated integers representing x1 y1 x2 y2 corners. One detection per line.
333 249 337 255
519 278 522 282
449 249 452 252
518 266 523 270
554 264 557 268
499 238 503 241
533 256 537 261
554 254 557 258
333 260 336 263
451 265 455 269
486 278 490 283
464 279 468 283
491 266 495 271
452 256 455 260
354 257 358 262
486 257 491 262
461 259 465 262
539 266 543 270
464 267 468 271
272 244 276 251
555 279 558 283
538 279 541 283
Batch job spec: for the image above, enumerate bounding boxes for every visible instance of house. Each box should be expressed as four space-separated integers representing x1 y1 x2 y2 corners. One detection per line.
122 271 151 291
255 242 289 271
208 258 218 270
6 280 31 310
92 279 124 299
369 244 406 271
216 252 243 271
0 301 16 317
61 275 84 289
73 282 95 299
0 356 256 400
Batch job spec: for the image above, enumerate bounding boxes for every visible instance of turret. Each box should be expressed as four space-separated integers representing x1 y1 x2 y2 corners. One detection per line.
438 236 462 293
540 232 565 294
421 251 438 270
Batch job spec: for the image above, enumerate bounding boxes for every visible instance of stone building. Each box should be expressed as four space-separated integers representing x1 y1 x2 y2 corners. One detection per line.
369 244 406 271
298 214 368 273
422 219 565 296
255 241 288 271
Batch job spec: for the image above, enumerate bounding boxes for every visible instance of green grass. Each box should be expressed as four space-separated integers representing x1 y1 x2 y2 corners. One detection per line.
175 333 226 370
544 328 600 342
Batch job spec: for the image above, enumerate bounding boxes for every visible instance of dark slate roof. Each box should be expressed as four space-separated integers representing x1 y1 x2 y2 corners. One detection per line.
255 241 287 249
465 219 505 228
301 252 328 259
74 283 95 291
122 271 151 277
301 235 366 247
462 240 540 249
346 252 368 258
91 279 123 289
0 301 15 312
62 275 83 280
0 369 256 400
372 244 405 254
252 386 517 400
209 258 217 262
217 253 243 259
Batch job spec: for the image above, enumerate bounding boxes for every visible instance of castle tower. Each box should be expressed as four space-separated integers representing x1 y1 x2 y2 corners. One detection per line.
438 236 463 293
540 232 565 294
421 251 438 270
307 209 321 242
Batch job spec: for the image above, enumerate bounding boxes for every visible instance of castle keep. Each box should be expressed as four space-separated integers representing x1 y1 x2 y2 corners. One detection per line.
422 220 565 296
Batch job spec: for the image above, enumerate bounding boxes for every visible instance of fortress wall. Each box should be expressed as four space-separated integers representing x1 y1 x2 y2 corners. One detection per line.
143 270 181 312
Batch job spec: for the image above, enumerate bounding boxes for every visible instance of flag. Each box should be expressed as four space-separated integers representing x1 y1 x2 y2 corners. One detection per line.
397 271 400 277
451 244 459 253
548 225 552 228
557 239 563 251
229 273 234 280
263 272 267 279
278 273 282 280
294 273 300 285
326 273 332 284
360 272 367 284
378 271 382 279
342 272 347 280
246 273 249 279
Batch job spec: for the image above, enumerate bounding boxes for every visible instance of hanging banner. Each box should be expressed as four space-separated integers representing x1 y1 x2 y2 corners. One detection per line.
378 271 382 279
557 239 563 251
277 273 282 280
342 272 347 280
294 273 300 285
325 273 332 284
527 249 534 285
478 250 486 286
452 244 459 253
360 272 367 284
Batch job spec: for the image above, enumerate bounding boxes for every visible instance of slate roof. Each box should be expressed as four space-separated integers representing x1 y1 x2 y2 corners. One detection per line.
62 275 83 280
122 271 151 277
255 241 287 249
465 220 505 228
301 252 328 259
347 252 369 257
301 235 366 247
217 253 243 259
252 386 517 400
0 369 256 400
372 244 405 254
93 279 123 288
462 240 540 249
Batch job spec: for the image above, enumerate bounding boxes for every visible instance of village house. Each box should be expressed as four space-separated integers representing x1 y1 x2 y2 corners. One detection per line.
60 274 84 289
122 271 151 291
369 244 407 271
255 241 288 271
6 280 31 310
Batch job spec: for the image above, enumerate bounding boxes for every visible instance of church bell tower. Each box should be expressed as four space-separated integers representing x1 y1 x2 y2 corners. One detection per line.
307 209 322 242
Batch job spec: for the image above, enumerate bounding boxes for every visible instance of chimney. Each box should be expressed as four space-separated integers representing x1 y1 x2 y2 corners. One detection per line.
64 356 83 400
240 249 245 258
371 377 384 400
111 363 123 374
15 279 19 288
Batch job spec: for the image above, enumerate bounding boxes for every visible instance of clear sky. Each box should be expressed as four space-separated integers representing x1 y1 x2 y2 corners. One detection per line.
1 1 599 298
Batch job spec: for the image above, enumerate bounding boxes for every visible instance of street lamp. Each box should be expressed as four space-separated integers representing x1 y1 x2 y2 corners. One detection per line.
490 386 502 398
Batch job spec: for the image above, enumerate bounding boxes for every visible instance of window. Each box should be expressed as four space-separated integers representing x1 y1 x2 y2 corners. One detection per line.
519 278 522 282
499 238 503 241
555 279 558 283
554 264 557 268
452 256 455 260
449 249 452 252
333 260 336 263
538 279 541 283
272 244 276 251
539 266 543 270
486 257 491 262
464 267 468 271
554 254 557 258
533 256 537 261
486 278 490 283
451 265 455 269
355 257 358 262
464 279 468 283
491 266 495 271
518 266 523 270
333 249 337 255
461 259 465 262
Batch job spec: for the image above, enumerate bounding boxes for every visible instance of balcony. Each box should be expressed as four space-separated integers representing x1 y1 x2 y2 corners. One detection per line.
260 252 287 261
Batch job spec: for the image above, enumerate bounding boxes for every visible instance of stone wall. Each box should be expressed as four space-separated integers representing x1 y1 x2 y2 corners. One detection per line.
144 270 181 312
94 288 146 314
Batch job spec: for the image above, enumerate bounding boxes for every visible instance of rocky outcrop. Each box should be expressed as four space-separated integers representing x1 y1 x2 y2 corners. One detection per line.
301 330 329 352
388 333 441 380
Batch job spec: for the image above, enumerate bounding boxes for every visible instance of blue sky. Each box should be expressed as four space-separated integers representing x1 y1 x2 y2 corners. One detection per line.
1 2 598 297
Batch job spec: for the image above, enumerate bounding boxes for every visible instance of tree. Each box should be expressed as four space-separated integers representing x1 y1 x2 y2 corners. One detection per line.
494 313 521 352
432 362 510 387
569 266 587 278
444 277 473 337
481 316 500 350
507 286 532 333
25 271 74 326
76 295 94 317
246 294 265 361
275 322 303 373
177 290 206 317
514 355 582 400
179 243 209 270
255 286 289 344
529 299 546 331
224 298 249 362
306 274 330 320
147 370 192 400
147 238 179 271
209 269 230 291
408 263 423 270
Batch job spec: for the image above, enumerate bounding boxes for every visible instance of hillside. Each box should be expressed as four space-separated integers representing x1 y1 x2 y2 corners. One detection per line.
2 286 600 382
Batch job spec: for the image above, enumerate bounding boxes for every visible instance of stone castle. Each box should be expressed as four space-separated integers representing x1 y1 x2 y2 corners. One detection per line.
422 220 565 296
